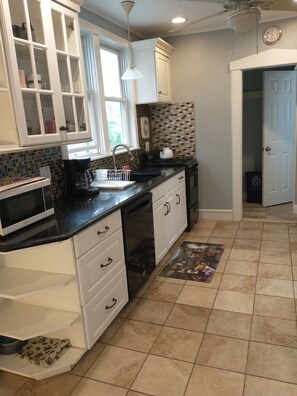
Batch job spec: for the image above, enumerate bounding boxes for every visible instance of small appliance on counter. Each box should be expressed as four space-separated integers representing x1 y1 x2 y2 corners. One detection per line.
160 147 173 159
63 159 99 196
0 177 54 237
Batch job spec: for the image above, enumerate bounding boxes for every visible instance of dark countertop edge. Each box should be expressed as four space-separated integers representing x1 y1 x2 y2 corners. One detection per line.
0 167 185 252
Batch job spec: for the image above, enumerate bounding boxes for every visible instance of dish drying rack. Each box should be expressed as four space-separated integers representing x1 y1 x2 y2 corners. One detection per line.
94 169 131 182
91 169 135 189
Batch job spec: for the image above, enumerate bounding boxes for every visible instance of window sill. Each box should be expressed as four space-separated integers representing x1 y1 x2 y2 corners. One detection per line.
89 147 140 162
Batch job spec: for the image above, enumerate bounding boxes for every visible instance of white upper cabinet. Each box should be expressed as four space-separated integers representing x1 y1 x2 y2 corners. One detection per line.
0 23 19 147
131 38 174 105
0 0 91 148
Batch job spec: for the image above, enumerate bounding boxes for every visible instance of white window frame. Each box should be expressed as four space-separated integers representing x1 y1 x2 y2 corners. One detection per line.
65 19 139 160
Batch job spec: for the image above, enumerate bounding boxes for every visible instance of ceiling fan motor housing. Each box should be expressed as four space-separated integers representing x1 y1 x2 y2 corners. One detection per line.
260 0 276 10
227 7 261 33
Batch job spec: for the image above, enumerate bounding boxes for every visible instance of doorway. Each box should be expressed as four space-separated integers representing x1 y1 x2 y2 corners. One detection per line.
230 49 297 221
242 66 296 221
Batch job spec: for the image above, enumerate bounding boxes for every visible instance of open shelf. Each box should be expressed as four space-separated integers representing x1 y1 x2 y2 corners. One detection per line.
0 346 86 380
0 301 80 340
0 267 74 299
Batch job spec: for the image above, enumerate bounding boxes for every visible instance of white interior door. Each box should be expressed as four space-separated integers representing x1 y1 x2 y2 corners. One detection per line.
262 70 296 207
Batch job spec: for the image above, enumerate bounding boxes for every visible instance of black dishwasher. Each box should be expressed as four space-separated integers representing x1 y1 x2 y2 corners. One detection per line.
121 192 156 299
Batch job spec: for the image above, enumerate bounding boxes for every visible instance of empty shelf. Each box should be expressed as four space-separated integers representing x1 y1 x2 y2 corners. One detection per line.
0 267 74 299
0 301 80 340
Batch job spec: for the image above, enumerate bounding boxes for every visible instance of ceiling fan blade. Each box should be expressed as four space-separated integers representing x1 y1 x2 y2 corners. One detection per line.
261 0 297 11
169 9 228 33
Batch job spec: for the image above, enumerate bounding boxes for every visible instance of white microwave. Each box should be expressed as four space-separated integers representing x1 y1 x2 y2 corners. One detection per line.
0 178 54 236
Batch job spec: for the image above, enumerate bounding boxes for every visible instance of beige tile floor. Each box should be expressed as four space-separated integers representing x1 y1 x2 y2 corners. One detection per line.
2 219 297 396
243 201 297 222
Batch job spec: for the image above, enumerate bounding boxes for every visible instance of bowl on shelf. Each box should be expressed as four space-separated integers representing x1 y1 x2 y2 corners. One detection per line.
0 336 27 355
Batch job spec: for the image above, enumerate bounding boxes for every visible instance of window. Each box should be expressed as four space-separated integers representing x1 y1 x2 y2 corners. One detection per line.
67 25 138 159
101 46 128 148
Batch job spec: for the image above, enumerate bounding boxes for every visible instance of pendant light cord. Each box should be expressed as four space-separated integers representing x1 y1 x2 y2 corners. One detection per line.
127 11 134 67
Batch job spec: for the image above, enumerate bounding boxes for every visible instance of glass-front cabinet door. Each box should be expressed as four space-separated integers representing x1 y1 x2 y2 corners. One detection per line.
0 20 19 146
0 0 91 146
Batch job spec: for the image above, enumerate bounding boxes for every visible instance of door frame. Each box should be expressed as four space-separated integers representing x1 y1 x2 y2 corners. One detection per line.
230 49 297 221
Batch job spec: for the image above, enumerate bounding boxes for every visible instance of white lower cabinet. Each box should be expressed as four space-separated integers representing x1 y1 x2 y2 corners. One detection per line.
175 183 187 236
76 229 125 305
0 209 129 379
152 171 187 264
74 210 128 349
0 239 87 380
83 266 128 348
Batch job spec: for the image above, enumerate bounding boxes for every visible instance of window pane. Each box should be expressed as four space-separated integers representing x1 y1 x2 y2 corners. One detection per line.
100 48 121 97
106 101 125 148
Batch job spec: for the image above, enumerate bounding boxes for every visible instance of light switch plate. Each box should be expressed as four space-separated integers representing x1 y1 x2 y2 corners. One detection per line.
140 116 150 139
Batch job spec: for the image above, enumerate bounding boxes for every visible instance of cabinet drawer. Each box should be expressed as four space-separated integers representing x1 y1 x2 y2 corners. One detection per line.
74 211 122 258
152 172 185 203
77 229 125 304
83 266 128 348
175 171 185 185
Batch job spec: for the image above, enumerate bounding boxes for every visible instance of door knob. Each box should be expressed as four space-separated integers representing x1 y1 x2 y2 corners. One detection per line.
265 146 271 152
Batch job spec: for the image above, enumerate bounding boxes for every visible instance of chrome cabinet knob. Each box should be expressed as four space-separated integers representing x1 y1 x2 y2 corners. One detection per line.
265 146 271 152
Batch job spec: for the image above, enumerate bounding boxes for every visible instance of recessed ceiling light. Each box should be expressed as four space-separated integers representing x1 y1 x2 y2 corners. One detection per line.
171 17 186 24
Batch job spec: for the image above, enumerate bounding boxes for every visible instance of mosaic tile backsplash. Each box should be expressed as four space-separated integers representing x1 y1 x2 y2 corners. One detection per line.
149 102 196 157
0 147 65 204
0 102 195 203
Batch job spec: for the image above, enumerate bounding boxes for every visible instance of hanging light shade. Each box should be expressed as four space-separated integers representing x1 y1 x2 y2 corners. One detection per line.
121 0 143 80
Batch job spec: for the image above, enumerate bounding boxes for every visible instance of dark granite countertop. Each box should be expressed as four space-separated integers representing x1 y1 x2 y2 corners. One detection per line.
0 167 183 252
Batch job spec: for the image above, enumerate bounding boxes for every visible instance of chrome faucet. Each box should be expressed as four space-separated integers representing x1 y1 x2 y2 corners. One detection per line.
112 144 134 170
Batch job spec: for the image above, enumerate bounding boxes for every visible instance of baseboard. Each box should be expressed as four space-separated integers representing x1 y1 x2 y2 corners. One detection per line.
199 209 233 220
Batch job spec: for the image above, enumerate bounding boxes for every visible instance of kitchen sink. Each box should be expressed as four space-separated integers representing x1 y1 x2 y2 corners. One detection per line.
130 171 162 183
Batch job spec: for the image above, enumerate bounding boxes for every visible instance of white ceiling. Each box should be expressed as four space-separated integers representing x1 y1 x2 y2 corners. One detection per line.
82 0 297 39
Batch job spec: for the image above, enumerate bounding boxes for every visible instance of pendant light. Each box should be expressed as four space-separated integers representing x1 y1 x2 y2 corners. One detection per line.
121 0 143 80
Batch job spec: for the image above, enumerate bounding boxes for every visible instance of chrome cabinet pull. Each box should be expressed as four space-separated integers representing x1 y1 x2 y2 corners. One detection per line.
97 226 110 235
100 257 113 268
176 194 181 205
164 202 171 215
265 146 271 152
164 203 168 215
167 201 171 213
105 298 117 310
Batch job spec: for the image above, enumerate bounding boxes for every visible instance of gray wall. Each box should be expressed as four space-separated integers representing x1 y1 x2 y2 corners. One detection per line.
166 17 297 211
79 8 297 211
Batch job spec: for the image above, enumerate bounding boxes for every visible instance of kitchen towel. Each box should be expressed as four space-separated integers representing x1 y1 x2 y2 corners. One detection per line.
18 336 71 367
